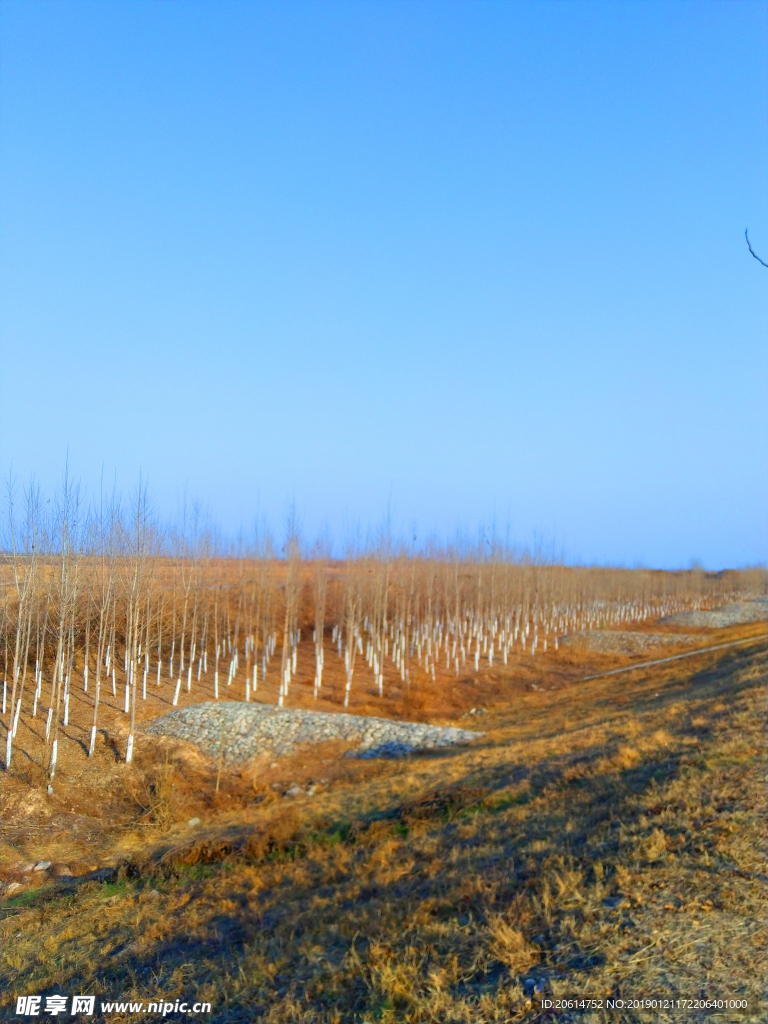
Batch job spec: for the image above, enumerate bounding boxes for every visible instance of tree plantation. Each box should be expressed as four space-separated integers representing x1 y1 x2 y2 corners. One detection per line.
2 476 762 786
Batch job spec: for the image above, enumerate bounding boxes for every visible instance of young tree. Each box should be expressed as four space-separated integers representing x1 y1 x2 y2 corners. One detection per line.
278 512 301 707
123 479 156 764
342 544 363 708
46 466 83 783
88 485 120 757
3 475 42 769
311 533 331 698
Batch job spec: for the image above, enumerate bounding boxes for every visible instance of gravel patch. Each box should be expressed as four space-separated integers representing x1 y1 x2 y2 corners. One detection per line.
143 702 483 766
559 631 700 655
662 598 768 628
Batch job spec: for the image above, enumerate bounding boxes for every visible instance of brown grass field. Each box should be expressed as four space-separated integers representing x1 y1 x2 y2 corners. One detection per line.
2 616 766 1023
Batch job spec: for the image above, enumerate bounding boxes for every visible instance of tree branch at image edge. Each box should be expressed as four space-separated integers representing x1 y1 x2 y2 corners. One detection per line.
745 229 768 267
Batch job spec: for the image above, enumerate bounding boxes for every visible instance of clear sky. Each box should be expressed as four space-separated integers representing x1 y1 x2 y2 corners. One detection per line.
1 1 766 568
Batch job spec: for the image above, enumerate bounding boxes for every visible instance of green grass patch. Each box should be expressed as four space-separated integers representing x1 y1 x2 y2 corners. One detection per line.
1 886 50 909
176 863 215 881
100 878 132 898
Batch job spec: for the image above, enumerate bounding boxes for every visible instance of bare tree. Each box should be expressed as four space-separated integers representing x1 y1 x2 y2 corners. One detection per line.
278 509 301 707
3 474 42 768
88 482 120 757
311 533 331 698
342 542 363 708
173 494 202 699
371 522 392 697
123 478 156 764
46 466 83 783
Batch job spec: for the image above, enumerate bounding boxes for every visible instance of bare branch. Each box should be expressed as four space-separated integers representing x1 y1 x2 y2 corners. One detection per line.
745 229 768 267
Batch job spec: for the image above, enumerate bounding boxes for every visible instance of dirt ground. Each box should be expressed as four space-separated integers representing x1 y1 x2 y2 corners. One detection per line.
2 618 766 1022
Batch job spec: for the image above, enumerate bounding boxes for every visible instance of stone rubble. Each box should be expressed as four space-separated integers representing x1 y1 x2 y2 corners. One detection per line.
559 631 699 655
662 598 768 628
144 702 483 767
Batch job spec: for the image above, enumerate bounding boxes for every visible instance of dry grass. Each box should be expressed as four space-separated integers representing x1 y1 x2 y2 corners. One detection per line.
2 627 766 1023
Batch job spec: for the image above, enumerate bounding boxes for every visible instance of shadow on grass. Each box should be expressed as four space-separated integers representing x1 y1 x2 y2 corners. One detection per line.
1 736 699 1022
5 646 764 1022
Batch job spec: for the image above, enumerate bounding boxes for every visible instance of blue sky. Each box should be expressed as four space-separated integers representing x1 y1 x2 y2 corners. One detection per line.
1 1 766 567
